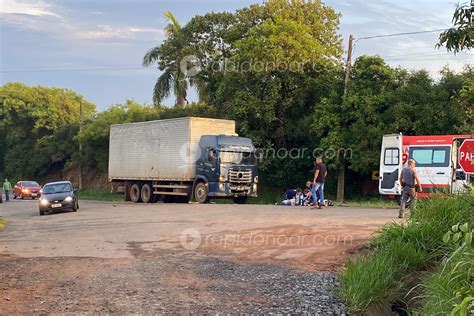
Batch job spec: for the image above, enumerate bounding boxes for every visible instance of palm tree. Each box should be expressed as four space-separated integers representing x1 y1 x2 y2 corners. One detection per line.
143 11 188 107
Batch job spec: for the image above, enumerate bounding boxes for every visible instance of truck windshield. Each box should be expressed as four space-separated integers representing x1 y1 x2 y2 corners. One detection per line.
219 151 256 165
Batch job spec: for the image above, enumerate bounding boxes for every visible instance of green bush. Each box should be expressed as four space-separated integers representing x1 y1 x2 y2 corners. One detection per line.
338 196 474 314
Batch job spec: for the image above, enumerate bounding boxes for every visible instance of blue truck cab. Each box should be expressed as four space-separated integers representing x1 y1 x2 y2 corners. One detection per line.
194 135 258 204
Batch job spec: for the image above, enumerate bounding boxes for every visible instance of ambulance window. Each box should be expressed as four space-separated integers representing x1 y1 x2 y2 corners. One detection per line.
409 146 450 167
433 150 446 164
384 148 399 166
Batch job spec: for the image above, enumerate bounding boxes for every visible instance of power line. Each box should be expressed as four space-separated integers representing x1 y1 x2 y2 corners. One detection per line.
355 29 448 41
384 53 470 61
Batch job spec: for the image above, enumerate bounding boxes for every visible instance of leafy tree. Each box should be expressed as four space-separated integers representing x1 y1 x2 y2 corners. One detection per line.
234 0 342 68
437 1 473 53
0 82 95 180
143 11 189 106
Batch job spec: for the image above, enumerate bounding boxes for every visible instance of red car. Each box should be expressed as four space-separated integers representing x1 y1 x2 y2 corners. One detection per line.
13 181 42 199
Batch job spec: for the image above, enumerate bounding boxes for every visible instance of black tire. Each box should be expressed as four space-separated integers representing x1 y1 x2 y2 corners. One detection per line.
233 196 248 204
72 201 78 212
194 182 209 204
12 194 16 200
141 184 153 203
39 209 45 216
21 194 24 200
130 183 142 203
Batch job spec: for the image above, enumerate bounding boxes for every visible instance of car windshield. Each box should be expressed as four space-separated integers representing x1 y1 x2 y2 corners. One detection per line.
219 151 256 165
42 183 72 194
23 181 39 187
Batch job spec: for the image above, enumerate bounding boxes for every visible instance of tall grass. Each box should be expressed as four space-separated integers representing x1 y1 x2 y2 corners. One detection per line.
420 248 473 315
339 251 403 312
338 195 474 314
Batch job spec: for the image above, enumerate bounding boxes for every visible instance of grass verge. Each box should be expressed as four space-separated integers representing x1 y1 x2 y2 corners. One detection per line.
78 189 124 202
338 194 474 314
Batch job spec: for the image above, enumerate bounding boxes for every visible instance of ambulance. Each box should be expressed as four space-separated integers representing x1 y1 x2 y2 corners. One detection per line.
379 134 473 201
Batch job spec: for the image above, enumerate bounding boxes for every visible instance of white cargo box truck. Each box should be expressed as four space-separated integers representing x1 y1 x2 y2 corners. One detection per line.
109 117 258 204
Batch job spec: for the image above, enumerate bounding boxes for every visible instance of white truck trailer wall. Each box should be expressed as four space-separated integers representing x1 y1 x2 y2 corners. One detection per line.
109 117 235 181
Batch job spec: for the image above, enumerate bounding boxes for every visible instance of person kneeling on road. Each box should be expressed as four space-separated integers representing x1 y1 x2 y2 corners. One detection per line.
279 187 304 206
399 159 422 218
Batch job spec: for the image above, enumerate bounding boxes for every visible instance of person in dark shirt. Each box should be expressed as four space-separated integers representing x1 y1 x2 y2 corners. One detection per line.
398 159 422 218
279 187 303 206
311 157 327 209
285 189 297 200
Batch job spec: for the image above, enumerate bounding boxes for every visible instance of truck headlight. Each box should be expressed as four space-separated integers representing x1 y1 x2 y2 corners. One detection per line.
64 196 73 202
40 199 49 206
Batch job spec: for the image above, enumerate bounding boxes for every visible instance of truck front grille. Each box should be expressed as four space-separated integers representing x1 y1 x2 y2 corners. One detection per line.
229 169 252 183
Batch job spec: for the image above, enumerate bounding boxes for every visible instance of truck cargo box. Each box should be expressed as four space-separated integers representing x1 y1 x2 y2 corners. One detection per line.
109 117 236 181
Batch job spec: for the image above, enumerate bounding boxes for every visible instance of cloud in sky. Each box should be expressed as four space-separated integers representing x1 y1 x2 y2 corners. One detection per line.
76 25 165 40
1 0 165 42
1 0 59 17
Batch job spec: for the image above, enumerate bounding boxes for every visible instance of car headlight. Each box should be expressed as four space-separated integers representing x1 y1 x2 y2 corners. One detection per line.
40 199 49 206
64 196 73 202
22 189 29 193
219 175 225 182
254 176 259 183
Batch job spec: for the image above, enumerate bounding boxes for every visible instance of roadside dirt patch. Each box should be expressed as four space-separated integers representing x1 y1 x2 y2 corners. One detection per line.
195 224 377 272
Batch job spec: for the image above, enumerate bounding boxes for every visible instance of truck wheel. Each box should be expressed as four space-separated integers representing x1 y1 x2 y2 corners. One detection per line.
130 184 142 203
194 182 209 204
141 184 153 203
233 197 248 204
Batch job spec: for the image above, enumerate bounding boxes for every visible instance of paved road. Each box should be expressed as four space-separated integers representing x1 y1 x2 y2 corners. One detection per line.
0 199 397 265
0 199 398 314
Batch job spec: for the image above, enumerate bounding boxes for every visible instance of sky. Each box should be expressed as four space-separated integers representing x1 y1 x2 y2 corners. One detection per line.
1 0 473 110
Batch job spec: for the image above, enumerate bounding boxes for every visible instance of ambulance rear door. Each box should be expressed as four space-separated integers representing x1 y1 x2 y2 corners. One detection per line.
379 134 403 196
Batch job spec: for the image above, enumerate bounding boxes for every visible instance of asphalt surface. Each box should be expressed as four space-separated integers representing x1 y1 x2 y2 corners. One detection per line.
0 198 398 313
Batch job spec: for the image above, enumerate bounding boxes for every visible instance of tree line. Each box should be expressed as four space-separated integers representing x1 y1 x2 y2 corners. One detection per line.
0 0 472 199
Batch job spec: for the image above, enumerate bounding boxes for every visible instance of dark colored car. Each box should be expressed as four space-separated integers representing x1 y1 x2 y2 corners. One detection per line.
39 181 79 216
13 181 42 199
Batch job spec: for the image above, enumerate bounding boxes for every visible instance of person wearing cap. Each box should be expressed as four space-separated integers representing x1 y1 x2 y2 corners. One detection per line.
398 159 422 218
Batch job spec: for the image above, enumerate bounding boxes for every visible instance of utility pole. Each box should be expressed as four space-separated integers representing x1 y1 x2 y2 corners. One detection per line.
78 98 83 190
336 34 354 203
343 34 354 96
